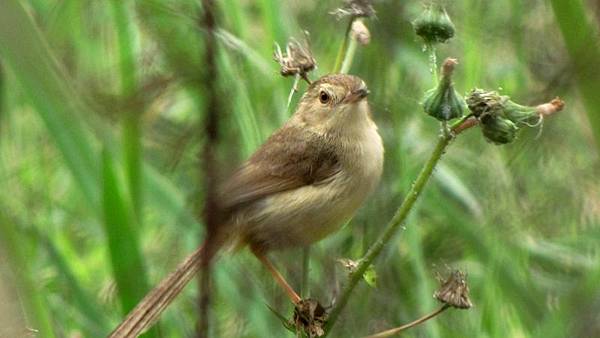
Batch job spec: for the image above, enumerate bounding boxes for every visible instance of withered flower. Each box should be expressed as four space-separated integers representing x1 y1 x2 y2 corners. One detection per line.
466 89 565 144
422 58 466 121
293 299 328 337
273 35 317 82
330 0 376 20
434 270 472 309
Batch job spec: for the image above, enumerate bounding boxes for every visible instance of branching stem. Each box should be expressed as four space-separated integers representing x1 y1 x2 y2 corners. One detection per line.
323 117 475 336
363 305 450 338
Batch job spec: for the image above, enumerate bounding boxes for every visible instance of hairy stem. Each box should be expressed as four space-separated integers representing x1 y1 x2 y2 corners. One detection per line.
323 117 473 335
364 305 450 338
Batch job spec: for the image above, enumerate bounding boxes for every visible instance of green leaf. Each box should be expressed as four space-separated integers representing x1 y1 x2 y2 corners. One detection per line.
101 148 158 338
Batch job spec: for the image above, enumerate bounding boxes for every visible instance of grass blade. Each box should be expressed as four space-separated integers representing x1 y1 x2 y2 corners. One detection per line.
101 148 158 337
550 0 600 150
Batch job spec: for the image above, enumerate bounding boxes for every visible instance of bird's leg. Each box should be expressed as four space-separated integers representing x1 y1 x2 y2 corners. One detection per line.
252 249 302 304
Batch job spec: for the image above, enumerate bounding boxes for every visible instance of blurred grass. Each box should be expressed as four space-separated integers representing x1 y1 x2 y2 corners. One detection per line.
0 0 598 337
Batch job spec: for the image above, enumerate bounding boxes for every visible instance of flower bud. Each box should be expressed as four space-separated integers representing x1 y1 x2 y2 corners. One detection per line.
422 58 466 121
466 89 542 126
480 114 518 144
351 19 371 45
413 4 455 44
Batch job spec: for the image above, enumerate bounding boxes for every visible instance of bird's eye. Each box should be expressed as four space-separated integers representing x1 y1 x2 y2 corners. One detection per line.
319 91 331 104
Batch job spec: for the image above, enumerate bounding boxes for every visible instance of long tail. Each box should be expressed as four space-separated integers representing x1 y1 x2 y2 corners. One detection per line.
108 244 212 338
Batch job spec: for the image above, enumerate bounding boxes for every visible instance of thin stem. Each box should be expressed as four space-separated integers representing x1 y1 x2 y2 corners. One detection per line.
340 38 358 74
428 43 438 83
286 74 301 112
301 246 311 298
198 0 220 336
363 305 450 338
333 18 355 73
323 119 476 336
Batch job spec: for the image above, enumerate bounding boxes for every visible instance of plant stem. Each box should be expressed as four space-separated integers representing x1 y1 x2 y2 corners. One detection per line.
333 18 355 73
363 305 450 338
340 38 358 74
323 118 473 336
301 246 311 298
428 43 438 83
286 73 301 112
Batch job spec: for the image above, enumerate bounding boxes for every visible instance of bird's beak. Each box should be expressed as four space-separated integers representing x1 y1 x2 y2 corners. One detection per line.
343 87 370 104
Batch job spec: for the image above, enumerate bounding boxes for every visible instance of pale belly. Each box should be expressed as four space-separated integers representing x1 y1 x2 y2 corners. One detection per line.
238 131 383 251
239 173 371 250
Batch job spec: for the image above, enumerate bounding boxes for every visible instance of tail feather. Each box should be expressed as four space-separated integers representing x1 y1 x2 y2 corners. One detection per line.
108 245 208 338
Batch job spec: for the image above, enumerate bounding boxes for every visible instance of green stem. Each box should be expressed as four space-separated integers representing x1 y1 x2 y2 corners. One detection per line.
110 0 143 223
364 305 450 338
301 246 311 298
333 18 355 73
340 37 358 74
428 43 438 83
324 126 464 335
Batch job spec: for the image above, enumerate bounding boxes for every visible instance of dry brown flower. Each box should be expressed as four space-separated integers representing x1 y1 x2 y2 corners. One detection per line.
273 34 317 81
434 270 473 309
330 0 376 20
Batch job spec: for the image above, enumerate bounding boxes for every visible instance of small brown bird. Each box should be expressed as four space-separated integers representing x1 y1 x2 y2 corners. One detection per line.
110 74 384 337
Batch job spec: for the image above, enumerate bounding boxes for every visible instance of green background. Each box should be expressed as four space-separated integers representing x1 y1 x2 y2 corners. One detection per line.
1 0 599 337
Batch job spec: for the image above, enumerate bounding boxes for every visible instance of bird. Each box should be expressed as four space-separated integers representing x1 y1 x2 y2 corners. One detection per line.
109 73 384 337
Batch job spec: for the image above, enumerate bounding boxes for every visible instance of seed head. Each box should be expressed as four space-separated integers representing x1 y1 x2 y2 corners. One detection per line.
330 0 376 20
434 270 472 309
413 4 456 44
273 34 317 80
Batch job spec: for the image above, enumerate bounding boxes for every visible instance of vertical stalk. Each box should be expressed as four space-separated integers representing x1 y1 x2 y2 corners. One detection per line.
300 246 311 298
428 44 438 83
340 38 358 74
198 0 220 337
333 18 355 73
110 0 143 223
549 0 600 150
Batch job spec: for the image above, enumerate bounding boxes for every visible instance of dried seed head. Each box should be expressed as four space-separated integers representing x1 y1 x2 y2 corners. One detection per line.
434 270 472 309
413 4 456 44
293 299 328 337
422 58 466 121
273 34 317 80
330 0 376 20
351 19 371 45
466 89 565 144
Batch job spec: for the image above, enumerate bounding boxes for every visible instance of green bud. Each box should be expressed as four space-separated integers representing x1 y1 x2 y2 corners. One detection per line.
422 58 466 121
466 89 541 126
413 4 456 44
480 114 518 144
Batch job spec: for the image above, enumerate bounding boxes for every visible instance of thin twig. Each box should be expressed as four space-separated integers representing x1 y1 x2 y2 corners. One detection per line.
364 305 450 338
198 0 219 337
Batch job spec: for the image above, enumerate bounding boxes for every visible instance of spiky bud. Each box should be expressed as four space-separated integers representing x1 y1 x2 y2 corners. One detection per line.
422 58 466 121
413 4 455 44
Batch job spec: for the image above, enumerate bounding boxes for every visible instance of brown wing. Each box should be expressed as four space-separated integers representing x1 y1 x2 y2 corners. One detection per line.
219 125 341 211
